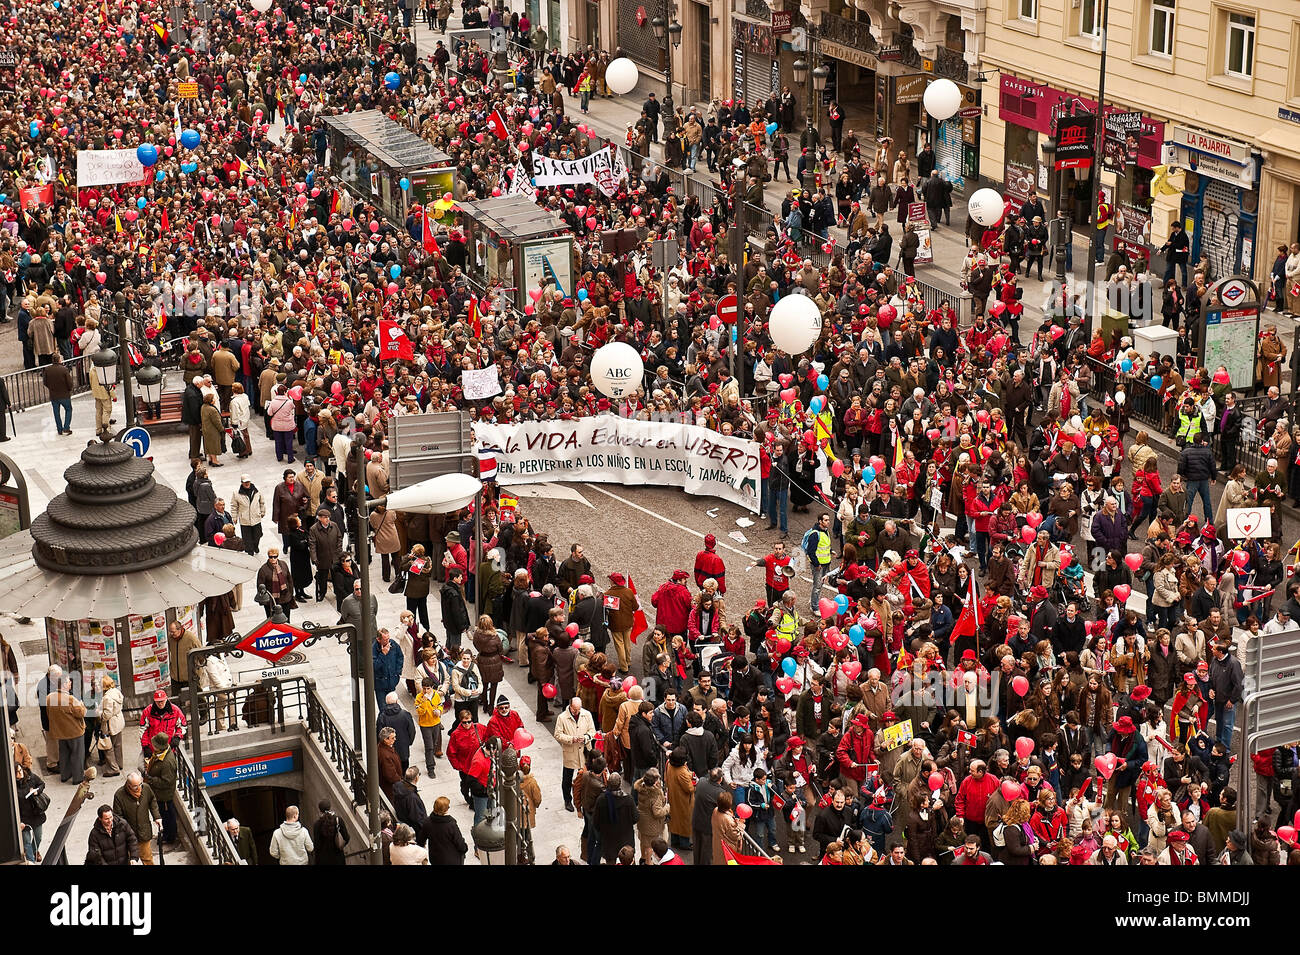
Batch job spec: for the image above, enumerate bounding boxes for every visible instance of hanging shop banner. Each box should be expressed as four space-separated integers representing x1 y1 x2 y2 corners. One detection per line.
1103 110 1142 176
1054 115 1095 170
76 148 151 187
1113 201 1152 264
473 417 762 512
531 147 619 187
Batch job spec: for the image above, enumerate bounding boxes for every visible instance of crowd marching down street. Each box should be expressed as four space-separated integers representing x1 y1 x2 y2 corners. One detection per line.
8 0 1300 869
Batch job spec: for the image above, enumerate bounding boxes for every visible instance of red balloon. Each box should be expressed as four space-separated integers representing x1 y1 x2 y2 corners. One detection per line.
925 428 940 441
1279 825 1298 846
1113 584 1132 603
565 622 579 637
1024 512 1043 529
212 532 226 546
621 676 636 692
1001 779 1022 801
775 676 796 695
818 597 838 619
735 803 753 819
541 683 558 699
511 728 534 750
841 660 861 680
1233 549 1251 570
1094 753 1117 779
1010 675 1029 697
1020 526 1036 544
1015 737 1035 760
1124 553 1143 572
1072 431 1087 448
927 772 945 792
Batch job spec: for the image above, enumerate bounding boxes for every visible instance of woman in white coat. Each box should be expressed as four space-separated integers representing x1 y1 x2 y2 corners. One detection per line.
97 675 125 776
229 382 253 459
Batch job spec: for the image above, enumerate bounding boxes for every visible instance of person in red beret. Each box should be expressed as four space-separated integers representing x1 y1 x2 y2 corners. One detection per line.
1104 714 1148 817
694 533 727 594
835 713 876 797
650 569 693 638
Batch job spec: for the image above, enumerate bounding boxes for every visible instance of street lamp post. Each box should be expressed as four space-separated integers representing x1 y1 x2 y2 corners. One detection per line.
652 6 682 148
1082 0 1112 339
792 27 828 146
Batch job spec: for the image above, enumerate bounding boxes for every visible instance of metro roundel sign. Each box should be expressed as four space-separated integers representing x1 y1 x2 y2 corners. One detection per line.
237 619 312 662
717 293 739 325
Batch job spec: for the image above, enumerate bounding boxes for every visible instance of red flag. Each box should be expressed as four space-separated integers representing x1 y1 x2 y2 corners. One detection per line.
722 844 778 865
486 109 509 141
951 573 981 642
628 574 649 644
422 209 439 255
160 206 170 235
378 319 415 361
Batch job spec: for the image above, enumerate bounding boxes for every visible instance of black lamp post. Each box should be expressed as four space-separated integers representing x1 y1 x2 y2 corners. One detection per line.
1082 0 1112 339
792 25 828 140
651 6 682 146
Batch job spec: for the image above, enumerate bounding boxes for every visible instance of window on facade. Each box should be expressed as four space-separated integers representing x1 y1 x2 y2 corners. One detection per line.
1079 0 1101 37
1149 0 1175 57
1226 12 1255 78
1019 0 1036 21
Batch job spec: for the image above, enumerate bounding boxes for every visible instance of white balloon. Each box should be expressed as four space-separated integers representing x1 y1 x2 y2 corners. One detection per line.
923 79 962 122
768 294 823 354
590 342 644 399
968 188 1005 227
1070 415 1083 429
1090 434 1102 448
1115 391 1126 405
605 57 640 96
251 0 273 10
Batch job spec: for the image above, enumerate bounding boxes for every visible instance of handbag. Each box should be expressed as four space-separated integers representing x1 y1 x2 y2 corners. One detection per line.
30 789 51 813
388 573 406 595
96 729 114 752
232 431 246 455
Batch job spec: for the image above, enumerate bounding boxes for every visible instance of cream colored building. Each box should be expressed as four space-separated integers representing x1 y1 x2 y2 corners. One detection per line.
977 0 1300 288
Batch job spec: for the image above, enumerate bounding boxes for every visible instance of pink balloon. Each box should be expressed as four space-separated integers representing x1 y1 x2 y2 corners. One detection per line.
1124 553 1143 572
585 217 597 230
369 220 380 233
1015 737 1035 760
330 382 342 395
818 597 838 619
831 460 845 478
511 728 534 750
735 803 753 819
386 282 399 296
287 386 303 401
622 676 636 693
341 218 354 231
1000 779 1022 801
779 388 797 404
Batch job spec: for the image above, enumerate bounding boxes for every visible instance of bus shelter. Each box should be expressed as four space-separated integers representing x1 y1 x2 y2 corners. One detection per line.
321 110 456 224
457 196 574 311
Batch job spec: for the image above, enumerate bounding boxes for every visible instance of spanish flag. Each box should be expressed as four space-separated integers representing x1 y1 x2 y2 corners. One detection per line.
152 21 169 44
467 295 481 339
722 845 778 865
114 212 123 233
238 157 251 177
891 433 905 473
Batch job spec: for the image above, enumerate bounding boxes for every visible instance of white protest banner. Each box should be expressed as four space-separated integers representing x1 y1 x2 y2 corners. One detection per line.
592 147 626 197
76 148 149 188
531 148 615 187
502 161 536 199
1226 507 1271 540
474 416 761 512
461 365 502 401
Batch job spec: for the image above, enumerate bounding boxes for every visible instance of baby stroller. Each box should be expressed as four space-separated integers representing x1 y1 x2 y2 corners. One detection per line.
1053 563 1091 612
701 643 735 699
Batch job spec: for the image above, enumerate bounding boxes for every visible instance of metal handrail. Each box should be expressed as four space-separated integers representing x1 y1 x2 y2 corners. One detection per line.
174 745 246 865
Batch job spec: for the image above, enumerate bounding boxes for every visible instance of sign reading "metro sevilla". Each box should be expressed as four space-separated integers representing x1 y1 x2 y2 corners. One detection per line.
235 620 311 662
203 750 297 786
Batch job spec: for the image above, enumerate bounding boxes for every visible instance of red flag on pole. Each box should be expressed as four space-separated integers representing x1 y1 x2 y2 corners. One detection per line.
486 109 509 140
468 295 482 339
951 573 981 642
378 319 415 361
422 209 439 255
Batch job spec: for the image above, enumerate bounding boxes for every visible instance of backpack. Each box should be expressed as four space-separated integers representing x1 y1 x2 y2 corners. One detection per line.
991 821 1006 847
326 813 346 851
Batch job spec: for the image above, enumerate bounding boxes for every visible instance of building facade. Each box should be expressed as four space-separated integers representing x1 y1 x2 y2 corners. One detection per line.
978 0 1300 287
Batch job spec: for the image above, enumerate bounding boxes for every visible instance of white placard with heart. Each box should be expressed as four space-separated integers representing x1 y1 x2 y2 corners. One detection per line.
1227 507 1271 540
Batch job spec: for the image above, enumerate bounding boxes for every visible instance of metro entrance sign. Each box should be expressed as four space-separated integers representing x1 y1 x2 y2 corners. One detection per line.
717 293 738 325
236 619 311 662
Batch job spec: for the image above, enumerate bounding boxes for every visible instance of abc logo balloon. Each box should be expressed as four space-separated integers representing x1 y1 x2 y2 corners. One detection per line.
967 188 1005 227
590 342 644 399
605 57 640 95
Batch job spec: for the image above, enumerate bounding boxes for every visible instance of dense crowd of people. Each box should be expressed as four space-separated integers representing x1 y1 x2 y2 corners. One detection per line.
5 0 1300 867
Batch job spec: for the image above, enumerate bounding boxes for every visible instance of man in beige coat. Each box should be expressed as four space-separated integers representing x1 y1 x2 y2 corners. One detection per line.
553 697 595 812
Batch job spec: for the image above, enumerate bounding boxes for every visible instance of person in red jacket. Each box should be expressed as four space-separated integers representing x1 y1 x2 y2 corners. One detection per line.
694 534 727 593
650 570 693 637
485 695 523 745
884 550 931 601
753 542 793 606
1028 789 1068 857
964 478 1006 574
835 713 875 796
955 758 999 846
